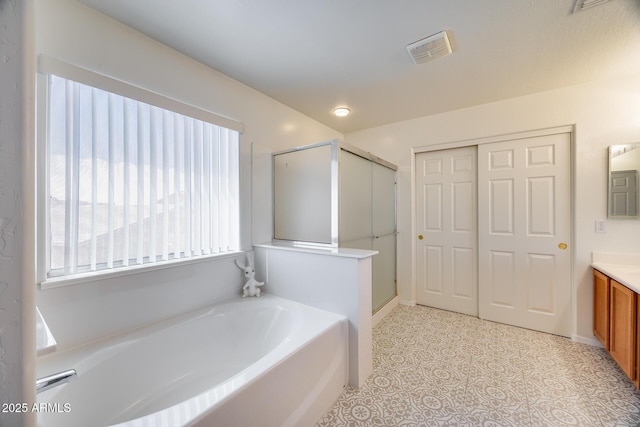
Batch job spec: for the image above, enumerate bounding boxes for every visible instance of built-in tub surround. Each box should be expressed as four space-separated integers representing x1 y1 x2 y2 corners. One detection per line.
36 254 246 353
37 294 348 427
254 242 377 388
36 307 57 356
591 252 640 292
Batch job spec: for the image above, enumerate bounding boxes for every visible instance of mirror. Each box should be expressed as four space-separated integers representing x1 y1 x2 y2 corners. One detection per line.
609 144 640 219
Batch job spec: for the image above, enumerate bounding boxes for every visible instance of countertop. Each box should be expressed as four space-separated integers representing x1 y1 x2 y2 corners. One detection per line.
254 241 378 259
592 252 640 294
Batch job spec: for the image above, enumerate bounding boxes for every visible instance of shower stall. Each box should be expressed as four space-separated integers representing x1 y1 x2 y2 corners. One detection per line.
272 139 397 313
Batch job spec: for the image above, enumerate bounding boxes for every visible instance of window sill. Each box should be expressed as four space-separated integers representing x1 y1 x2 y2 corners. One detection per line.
39 251 243 291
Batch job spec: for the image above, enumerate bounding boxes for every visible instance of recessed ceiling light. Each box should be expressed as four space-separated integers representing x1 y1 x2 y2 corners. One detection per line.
333 107 351 117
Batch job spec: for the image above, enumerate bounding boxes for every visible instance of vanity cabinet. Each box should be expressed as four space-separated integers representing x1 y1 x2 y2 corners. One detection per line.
593 269 610 348
637 294 640 389
594 269 638 383
609 279 636 380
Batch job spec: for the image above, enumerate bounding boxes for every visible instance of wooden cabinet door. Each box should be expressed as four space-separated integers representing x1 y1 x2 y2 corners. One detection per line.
593 269 610 348
637 293 640 388
610 279 636 380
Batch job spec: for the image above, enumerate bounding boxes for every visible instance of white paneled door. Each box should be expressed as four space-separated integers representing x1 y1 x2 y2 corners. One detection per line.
416 146 478 316
478 132 571 337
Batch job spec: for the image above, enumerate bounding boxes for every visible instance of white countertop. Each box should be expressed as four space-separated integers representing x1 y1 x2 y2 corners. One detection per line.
254 242 378 259
592 252 640 294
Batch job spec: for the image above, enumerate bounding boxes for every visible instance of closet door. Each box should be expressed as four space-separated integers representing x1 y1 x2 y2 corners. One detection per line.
477 132 571 337
415 146 478 316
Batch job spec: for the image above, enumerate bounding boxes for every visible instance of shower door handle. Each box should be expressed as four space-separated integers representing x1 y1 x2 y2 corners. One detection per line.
373 232 399 239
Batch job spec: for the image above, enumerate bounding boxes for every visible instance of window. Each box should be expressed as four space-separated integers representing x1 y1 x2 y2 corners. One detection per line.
40 60 241 281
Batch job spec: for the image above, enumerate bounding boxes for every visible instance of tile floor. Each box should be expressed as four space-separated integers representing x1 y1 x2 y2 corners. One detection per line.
316 304 640 426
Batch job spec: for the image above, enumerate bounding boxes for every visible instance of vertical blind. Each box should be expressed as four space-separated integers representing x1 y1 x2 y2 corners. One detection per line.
47 74 240 277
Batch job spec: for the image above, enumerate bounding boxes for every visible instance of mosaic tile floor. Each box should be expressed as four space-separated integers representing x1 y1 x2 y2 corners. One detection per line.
316 304 640 426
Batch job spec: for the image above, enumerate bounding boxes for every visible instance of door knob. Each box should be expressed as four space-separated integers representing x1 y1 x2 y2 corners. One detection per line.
418 235 424 240
558 242 567 250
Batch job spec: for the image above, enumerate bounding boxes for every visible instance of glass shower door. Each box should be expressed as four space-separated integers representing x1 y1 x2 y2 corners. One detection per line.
372 162 397 312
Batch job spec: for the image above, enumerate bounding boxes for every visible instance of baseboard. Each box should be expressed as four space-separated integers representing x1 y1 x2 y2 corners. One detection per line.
572 334 604 348
399 299 416 307
372 296 399 327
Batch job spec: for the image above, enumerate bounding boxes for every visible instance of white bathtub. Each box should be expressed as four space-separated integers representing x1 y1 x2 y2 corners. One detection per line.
37 294 348 427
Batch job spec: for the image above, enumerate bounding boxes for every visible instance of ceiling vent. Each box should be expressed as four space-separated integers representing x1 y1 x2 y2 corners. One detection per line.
406 31 452 65
572 0 612 13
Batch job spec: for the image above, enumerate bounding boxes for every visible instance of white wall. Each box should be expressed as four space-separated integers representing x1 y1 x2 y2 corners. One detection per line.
345 73 640 341
34 0 341 352
0 0 36 426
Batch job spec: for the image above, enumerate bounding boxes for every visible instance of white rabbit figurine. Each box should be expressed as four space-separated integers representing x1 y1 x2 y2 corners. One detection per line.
235 252 264 297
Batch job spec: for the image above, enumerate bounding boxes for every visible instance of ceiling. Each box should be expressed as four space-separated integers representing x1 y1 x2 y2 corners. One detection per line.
78 0 640 133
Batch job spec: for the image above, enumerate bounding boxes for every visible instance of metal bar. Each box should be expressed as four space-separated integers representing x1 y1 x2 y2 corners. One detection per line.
36 369 77 394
